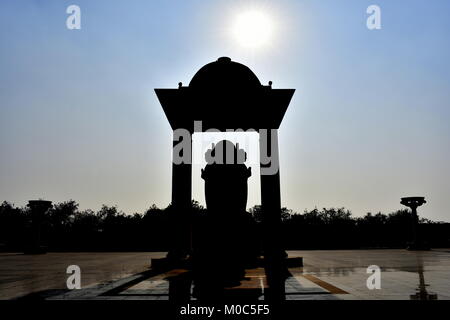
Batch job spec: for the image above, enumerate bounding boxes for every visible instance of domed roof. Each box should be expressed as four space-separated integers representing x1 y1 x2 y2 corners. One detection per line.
189 57 262 89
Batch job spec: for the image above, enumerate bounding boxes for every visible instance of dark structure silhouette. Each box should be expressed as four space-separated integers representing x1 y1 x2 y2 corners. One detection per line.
155 57 294 265
202 141 251 215
192 140 258 299
25 200 52 254
155 57 295 300
400 197 429 250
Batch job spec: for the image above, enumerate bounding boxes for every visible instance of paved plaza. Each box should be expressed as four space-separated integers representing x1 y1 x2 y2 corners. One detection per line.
1 250 449 300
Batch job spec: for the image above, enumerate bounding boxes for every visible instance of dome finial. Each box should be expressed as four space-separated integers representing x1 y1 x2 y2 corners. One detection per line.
217 57 231 63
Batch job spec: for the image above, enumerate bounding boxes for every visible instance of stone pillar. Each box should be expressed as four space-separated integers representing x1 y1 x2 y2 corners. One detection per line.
167 131 192 262
259 129 286 301
25 200 52 254
259 129 283 256
400 197 428 250
410 205 419 246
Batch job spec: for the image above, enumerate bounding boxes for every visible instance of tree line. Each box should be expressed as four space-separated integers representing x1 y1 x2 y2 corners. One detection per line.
0 200 449 251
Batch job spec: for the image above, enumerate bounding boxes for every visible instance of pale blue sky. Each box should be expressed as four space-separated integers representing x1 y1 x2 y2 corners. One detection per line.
1 0 449 221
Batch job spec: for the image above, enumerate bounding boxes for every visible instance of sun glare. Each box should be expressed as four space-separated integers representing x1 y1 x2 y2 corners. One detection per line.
231 10 274 49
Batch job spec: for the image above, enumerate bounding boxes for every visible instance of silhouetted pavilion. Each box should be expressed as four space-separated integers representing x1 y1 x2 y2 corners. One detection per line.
155 57 295 263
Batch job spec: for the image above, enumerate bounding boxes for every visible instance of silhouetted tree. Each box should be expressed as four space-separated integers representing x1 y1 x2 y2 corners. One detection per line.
0 201 28 250
0 200 449 251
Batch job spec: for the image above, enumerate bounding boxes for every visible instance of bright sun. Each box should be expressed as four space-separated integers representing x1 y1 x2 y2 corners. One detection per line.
231 10 274 49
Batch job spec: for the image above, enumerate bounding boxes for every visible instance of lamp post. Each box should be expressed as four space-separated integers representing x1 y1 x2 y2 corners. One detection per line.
400 197 429 250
